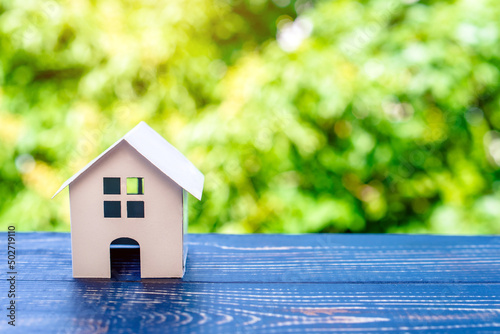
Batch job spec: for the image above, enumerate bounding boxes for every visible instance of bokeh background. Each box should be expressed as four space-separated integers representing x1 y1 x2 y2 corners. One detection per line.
1 0 500 234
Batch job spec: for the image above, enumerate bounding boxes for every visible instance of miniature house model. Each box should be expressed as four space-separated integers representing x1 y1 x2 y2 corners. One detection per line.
53 122 204 278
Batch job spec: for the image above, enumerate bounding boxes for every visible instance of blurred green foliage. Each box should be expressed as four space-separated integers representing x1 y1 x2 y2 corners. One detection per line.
1 0 500 234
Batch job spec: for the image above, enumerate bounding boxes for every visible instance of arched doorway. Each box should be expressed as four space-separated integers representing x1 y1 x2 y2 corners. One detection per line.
110 237 141 280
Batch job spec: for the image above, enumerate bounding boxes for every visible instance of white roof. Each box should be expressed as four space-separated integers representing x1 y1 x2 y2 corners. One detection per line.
52 122 204 200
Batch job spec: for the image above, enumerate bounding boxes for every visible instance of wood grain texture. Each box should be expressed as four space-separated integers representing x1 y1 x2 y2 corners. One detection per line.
12 233 500 283
0 233 499 333
4 281 500 333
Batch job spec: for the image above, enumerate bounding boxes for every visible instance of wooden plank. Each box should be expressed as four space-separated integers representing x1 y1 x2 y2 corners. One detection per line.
1 233 499 332
7 233 500 283
0 281 498 333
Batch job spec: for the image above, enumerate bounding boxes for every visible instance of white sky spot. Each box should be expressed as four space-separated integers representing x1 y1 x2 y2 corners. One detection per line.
295 0 312 14
277 17 313 53
456 23 479 44
479 24 499 44
478 196 500 216
41 1 62 21
15 154 35 174
403 43 428 64
208 59 227 79
484 131 500 167
382 100 414 123
364 60 385 79
488 137 500 166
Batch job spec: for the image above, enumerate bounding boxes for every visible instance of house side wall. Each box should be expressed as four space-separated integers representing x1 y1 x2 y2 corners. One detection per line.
68 141 184 278
182 189 188 272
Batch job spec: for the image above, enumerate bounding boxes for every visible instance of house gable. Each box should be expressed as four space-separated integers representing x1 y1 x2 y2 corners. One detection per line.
53 122 204 200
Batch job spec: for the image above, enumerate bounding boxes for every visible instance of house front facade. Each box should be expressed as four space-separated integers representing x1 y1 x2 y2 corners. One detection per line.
53 122 203 278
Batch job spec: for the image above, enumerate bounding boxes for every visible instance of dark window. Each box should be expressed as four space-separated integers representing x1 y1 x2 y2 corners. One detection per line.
104 201 121 218
103 177 121 194
127 177 144 195
127 201 144 218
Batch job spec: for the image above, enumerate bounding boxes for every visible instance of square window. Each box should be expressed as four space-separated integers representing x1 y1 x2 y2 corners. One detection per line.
104 201 121 218
127 201 144 218
127 177 144 195
103 177 121 194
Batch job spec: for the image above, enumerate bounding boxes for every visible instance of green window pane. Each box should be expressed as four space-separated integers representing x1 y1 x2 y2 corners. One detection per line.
127 177 144 195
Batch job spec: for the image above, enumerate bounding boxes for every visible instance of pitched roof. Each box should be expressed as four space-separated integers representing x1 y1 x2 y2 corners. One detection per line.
52 122 204 200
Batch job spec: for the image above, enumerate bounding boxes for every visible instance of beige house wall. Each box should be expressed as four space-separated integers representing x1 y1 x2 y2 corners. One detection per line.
68 141 185 278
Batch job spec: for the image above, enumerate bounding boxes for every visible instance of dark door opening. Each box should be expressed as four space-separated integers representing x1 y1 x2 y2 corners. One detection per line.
110 238 141 280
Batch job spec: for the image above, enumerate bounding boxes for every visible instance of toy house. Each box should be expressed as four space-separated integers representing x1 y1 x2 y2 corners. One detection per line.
52 122 204 278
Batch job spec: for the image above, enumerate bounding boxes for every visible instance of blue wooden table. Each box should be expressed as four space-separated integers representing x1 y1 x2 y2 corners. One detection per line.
1 233 499 333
